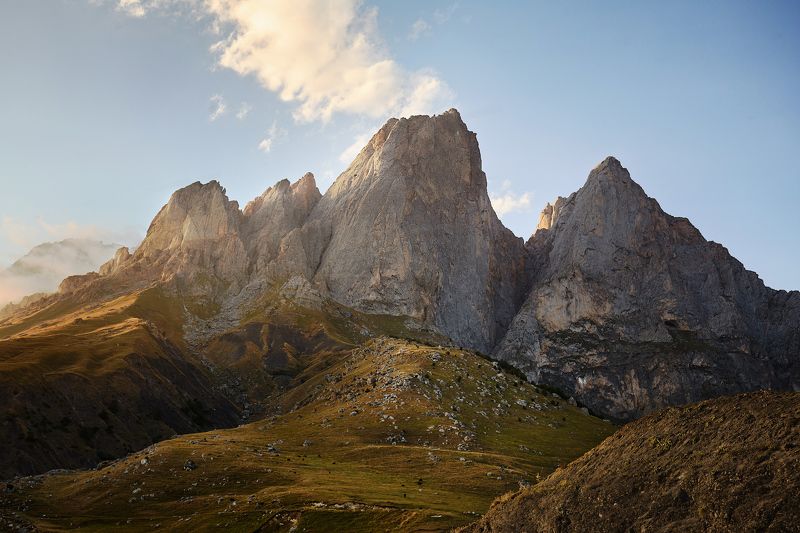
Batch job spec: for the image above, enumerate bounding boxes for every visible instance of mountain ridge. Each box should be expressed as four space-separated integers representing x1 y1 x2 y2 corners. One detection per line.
2 109 797 454
498 156 800 421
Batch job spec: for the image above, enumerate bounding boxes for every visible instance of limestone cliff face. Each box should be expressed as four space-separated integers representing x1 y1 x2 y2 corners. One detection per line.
72 111 526 352
495 157 800 421
113 175 321 295
242 172 321 276
304 109 527 352
535 196 566 232
134 180 248 288
98 246 132 276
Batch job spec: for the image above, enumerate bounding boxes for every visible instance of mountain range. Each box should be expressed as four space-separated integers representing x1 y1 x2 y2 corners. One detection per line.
0 109 797 530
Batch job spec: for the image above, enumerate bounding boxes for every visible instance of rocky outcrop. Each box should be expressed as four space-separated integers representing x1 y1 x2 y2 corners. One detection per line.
535 196 566 232
304 109 527 352
495 157 800 421
242 172 321 277
98 246 132 276
133 180 248 289
111 110 527 353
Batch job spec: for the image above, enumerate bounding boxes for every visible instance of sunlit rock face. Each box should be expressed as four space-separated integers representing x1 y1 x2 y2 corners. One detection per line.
535 196 566 232
495 157 800 421
304 109 528 353
241 172 322 279
132 180 249 292
54 110 527 353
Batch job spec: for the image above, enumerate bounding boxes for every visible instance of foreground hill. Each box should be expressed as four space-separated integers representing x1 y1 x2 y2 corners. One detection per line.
463 390 800 532
0 338 613 531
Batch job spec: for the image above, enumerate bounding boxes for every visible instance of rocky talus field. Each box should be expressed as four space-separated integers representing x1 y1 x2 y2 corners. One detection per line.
1 109 797 531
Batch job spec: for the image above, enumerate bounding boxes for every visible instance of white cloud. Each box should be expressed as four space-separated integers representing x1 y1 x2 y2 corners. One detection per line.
117 0 146 17
208 0 454 123
408 19 431 41
490 192 532 216
258 120 286 153
0 217 142 306
105 0 454 123
236 102 252 120
209 94 227 121
257 138 273 153
399 70 452 117
105 0 202 18
0 240 121 307
0 216 140 256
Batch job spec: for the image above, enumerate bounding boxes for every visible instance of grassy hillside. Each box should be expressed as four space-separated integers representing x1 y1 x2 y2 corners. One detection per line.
0 288 241 478
0 277 449 479
0 338 614 531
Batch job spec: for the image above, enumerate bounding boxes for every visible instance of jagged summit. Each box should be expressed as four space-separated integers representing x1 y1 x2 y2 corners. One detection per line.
535 196 567 233
497 156 800 421
136 179 241 257
327 107 481 199
582 156 644 198
306 107 524 352
591 155 627 175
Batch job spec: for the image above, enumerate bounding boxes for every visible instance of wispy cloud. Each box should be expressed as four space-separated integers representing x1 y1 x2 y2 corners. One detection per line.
117 0 146 17
0 216 141 305
409 2 459 41
103 0 202 18
433 2 459 24
0 216 140 256
0 240 120 307
236 102 252 120
106 0 453 123
258 120 287 153
408 19 431 41
208 94 227 121
490 191 532 217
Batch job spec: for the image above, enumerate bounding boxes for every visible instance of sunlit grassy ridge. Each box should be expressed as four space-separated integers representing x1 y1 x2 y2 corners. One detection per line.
1 338 614 531
0 287 242 478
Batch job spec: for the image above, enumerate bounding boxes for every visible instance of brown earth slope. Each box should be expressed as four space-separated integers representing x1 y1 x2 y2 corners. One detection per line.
464 390 800 533
0 338 613 532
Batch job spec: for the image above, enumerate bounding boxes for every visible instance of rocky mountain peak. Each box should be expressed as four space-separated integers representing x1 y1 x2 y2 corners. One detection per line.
98 246 132 276
591 155 628 178
498 157 800 421
5 109 798 431
304 108 525 352
535 196 567 232
243 173 320 219
242 173 322 275
136 180 242 258
326 109 481 203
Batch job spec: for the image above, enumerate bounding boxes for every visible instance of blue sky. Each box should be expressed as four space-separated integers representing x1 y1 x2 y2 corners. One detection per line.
1 0 798 289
